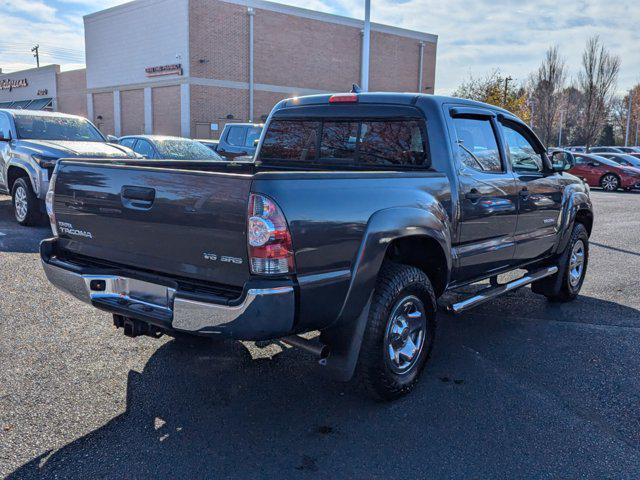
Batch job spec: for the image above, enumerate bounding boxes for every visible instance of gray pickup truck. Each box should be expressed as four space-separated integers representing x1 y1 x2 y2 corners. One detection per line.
0 109 136 225
40 92 593 400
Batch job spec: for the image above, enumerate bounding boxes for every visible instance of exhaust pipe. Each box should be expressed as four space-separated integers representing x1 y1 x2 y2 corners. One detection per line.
281 335 330 360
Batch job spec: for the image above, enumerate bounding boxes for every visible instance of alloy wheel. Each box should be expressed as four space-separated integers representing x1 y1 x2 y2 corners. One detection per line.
383 295 427 375
14 185 28 222
601 175 618 191
568 239 585 288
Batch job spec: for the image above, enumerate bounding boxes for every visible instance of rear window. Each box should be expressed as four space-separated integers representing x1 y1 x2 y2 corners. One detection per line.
258 118 428 169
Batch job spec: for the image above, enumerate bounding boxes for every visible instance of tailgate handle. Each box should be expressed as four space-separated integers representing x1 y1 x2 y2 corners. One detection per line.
121 186 155 209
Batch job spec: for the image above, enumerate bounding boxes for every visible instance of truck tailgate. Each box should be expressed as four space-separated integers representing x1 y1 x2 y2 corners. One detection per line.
52 161 252 287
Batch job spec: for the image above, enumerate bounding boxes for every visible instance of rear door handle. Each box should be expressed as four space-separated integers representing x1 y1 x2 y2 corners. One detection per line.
121 186 155 210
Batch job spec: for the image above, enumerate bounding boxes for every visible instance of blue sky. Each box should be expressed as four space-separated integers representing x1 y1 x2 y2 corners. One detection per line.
0 0 638 94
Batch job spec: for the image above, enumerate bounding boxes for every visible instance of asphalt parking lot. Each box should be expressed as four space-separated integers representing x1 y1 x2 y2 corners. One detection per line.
0 190 639 479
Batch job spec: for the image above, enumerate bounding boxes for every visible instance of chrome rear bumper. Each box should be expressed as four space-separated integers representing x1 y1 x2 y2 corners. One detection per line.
41 241 295 340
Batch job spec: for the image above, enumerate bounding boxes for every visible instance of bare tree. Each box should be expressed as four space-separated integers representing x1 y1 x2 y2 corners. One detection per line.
577 36 621 149
452 70 531 121
529 46 566 146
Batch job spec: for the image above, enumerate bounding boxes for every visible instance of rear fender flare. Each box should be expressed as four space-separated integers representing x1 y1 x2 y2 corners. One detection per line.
321 206 451 381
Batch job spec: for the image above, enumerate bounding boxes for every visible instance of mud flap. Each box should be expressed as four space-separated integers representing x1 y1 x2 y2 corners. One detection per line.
319 296 372 382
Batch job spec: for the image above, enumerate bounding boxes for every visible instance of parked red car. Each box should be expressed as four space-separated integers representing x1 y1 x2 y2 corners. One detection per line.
569 153 640 192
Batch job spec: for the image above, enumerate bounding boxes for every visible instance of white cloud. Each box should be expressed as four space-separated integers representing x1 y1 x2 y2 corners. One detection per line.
0 0 57 20
1 0 637 95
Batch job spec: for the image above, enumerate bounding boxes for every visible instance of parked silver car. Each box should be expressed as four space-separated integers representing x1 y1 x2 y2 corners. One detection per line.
0 109 137 225
118 135 225 161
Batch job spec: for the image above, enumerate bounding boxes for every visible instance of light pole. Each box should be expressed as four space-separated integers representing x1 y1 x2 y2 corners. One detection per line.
625 90 633 147
558 109 565 147
361 0 371 92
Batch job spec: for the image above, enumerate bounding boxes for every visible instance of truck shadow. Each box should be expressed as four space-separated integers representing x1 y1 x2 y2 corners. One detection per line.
7 291 640 479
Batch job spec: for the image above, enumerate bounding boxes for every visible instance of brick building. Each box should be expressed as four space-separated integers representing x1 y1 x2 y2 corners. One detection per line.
0 65 87 116
84 0 437 138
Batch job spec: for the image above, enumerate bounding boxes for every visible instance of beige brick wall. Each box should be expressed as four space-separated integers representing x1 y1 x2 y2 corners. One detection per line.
92 91 114 136
152 85 181 136
56 69 87 117
421 42 437 94
120 89 145 135
369 32 421 92
254 90 287 121
190 0 248 82
253 9 360 91
190 85 248 139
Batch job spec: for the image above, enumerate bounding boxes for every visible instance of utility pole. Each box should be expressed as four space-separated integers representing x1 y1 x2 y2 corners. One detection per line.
558 109 564 147
31 45 40 68
360 0 371 92
624 90 633 147
503 76 512 106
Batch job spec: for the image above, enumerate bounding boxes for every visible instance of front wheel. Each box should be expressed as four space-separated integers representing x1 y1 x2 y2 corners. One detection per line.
600 174 620 192
11 177 40 226
357 262 437 401
533 223 589 302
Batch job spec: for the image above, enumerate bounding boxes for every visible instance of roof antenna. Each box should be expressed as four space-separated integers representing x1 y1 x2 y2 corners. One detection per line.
351 83 362 94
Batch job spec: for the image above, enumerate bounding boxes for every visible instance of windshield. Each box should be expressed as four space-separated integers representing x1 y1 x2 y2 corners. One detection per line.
154 138 225 160
14 115 105 142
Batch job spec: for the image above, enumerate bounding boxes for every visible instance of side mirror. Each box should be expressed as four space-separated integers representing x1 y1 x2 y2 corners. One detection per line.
550 151 574 172
106 135 118 143
0 130 11 142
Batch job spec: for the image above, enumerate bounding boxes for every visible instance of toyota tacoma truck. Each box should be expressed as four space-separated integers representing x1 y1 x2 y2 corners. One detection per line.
0 109 137 226
40 92 593 400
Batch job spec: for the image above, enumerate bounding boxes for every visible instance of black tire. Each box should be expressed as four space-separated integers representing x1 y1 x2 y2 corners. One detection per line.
357 262 437 401
11 177 40 226
532 223 589 302
600 173 620 192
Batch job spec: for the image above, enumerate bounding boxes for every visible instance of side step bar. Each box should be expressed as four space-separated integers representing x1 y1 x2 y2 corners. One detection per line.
446 266 558 315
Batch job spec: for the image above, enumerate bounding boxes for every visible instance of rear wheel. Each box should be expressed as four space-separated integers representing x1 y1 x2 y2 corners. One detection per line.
11 177 40 226
357 262 437 401
600 173 619 192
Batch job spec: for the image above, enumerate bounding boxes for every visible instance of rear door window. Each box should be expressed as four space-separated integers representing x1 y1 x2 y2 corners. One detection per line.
259 118 428 169
452 117 503 173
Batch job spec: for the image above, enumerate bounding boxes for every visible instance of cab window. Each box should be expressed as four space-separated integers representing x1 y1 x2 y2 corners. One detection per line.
452 117 503 173
226 126 245 146
501 123 545 173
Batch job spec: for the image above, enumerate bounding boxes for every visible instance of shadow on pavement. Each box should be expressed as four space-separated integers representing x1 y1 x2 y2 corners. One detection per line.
7 293 640 479
0 197 51 254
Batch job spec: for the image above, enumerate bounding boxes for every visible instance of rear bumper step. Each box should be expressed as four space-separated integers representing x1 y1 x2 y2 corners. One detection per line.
445 266 558 314
40 239 296 340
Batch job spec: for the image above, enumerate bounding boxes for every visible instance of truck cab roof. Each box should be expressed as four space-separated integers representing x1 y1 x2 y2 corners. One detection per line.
274 92 513 117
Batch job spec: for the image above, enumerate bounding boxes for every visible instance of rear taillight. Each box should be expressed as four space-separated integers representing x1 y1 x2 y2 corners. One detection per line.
45 173 58 237
248 193 294 275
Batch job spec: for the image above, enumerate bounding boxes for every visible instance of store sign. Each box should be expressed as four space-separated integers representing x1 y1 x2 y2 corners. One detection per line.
0 78 28 91
145 64 183 77
37 89 48 96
